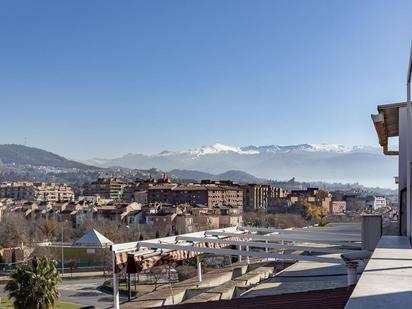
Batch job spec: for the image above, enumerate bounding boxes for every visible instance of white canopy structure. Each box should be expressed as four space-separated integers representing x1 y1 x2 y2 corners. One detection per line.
109 224 361 309
74 228 113 247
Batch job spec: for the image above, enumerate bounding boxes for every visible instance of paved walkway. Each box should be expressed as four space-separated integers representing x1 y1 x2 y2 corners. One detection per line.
0 278 119 309
0 270 106 282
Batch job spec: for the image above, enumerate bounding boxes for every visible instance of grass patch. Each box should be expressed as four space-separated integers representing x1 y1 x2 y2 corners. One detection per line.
0 298 81 309
0 298 13 308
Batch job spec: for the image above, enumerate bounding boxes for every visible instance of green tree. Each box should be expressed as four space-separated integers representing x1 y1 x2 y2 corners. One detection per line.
5 256 61 309
318 208 328 226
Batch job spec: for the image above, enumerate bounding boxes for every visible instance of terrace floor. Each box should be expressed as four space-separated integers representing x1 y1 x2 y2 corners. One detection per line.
345 235 412 309
241 254 351 298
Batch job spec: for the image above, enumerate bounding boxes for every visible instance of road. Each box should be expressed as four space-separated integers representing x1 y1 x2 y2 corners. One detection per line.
0 278 123 309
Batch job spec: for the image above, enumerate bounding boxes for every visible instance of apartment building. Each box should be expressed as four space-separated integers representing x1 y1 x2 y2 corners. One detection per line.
190 205 242 230
121 182 148 204
34 183 75 202
241 184 289 212
272 187 288 199
242 184 270 212
366 196 387 210
175 215 194 234
120 177 178 203
0 182 74 202
82 177 125 200
0 182 35 200
147 183 243 208
93 202 142 222
288 187 332 211
330 200 347 213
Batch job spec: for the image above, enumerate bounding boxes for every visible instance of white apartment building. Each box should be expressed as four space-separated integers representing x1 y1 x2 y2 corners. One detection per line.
0 182 74 202
373 196 387 209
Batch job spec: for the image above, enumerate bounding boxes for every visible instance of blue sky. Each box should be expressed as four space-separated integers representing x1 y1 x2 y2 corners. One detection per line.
0 0 411 159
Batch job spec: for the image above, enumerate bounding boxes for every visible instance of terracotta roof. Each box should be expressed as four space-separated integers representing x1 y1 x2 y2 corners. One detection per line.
160 286 354 309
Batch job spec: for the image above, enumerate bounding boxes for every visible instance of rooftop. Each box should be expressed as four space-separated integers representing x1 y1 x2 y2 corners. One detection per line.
242 254 350 298
345 236 412 309
163 286 354 309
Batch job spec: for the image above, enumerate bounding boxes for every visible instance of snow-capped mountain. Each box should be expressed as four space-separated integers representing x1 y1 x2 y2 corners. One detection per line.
150 143 374 157
160 143 259 157
84 143 396 188
240 144 355 154
159 143 381 157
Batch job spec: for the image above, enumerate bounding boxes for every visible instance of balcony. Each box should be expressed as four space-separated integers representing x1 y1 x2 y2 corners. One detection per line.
345 235 412 308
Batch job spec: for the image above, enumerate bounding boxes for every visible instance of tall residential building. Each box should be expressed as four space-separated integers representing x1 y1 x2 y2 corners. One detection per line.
242 184 271 212
82 177 125 200
242 184 288 212
147 183 243 208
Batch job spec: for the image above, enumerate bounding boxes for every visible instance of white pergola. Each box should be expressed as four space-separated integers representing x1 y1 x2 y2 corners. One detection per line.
110 224 361 309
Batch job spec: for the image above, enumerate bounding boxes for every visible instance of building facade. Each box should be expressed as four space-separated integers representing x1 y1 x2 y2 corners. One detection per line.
0 182 74 202
82 177 125 200
330 201 347 213
242 184 271 212
147 184 243 208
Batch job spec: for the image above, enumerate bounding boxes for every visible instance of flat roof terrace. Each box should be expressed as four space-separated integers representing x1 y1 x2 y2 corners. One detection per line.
241 253 351 298
345 235 412 309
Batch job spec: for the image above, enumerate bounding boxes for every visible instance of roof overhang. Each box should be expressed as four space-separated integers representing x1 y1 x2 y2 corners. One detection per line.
371 101 408 155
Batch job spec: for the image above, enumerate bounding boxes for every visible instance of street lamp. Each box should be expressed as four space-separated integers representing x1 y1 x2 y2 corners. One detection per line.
59 215 67 277
407 41 412 103
61 222 64 276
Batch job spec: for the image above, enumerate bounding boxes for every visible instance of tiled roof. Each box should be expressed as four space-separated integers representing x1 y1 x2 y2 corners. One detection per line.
160 286 354 309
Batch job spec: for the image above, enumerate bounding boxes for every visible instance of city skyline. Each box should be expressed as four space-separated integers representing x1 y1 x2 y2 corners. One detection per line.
0 1 411 159
0 2 408 308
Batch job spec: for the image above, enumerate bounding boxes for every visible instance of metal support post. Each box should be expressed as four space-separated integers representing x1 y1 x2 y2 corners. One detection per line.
112 251 120 309
197 255 202 282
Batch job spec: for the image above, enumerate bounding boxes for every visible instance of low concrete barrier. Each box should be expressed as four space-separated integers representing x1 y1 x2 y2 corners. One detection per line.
124 262 252 308
181 265 275 304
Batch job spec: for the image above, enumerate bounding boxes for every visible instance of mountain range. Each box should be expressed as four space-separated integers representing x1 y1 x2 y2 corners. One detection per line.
0 143 397 189
84 143 397 188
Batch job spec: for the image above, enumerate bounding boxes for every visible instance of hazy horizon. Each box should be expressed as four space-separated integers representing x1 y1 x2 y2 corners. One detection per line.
0 141 383 160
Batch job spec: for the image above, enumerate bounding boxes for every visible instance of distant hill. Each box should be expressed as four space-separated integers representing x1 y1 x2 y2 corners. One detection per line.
217 170 262 183
168 169 262 183
0 144 95 169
